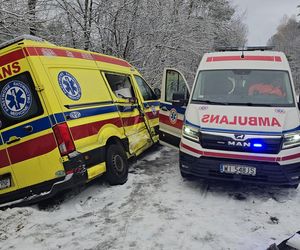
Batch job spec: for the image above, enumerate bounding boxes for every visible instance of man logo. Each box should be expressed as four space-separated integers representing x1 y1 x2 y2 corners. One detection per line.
228 141 251 147
234 134 245 140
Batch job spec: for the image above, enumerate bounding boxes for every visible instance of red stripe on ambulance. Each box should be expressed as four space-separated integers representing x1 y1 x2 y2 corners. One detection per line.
145 111 159 120
0 150 10 169
7 134 57 164
70 118 123 141
0 50 23 80
3 115 150 165
70 115 149 141
159 113 183 129
92 54 131 67
206 55 282 62
0 49 25 67
25 47 131 67
180 142 277 162
181 142 300 162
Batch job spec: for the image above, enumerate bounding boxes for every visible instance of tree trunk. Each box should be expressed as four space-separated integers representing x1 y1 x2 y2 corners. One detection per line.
28 0 38 35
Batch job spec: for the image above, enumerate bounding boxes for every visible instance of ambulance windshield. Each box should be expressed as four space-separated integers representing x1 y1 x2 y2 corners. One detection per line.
192 70 294 107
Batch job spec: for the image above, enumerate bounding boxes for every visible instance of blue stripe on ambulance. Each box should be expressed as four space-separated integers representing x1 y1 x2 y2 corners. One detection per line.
49 115 56 125
55 113 66 123
160 102 186 115
65 105 118 120
144 101 160 108
2 117 52 143
1 104 131 142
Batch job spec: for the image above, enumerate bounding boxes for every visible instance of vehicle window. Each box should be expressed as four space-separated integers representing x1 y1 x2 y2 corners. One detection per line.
105 73 135 99
165 70 189 102
192 70 294 107
134 75 157 101
0 72 43 129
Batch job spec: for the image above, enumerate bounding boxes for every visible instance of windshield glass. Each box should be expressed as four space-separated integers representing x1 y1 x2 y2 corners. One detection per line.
192 70 294 107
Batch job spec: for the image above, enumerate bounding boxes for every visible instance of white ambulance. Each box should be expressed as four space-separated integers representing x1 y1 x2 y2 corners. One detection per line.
159 47 300 188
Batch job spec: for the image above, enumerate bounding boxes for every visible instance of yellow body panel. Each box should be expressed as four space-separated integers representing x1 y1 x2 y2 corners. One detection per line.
0 37 159 204
87 162 106 180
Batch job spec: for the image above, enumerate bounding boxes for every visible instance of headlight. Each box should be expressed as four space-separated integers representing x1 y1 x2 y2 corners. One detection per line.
282 131 300 149
182 124 200 142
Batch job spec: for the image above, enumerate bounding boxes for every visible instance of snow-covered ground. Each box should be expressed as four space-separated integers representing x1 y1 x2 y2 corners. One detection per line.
1 146 300 250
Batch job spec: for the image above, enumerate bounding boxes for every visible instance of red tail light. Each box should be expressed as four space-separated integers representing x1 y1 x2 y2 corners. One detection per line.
53 122 75 156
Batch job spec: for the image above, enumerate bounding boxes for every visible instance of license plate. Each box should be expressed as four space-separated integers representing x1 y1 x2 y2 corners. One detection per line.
220 164 256 176
0 176 11 190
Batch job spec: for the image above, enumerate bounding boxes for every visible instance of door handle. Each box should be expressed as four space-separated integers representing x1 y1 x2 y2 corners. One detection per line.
23 125 33 133
161 106 168 111
6 136 21 145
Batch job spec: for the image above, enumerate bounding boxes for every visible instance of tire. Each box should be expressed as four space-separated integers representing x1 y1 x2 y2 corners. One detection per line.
105 143 128 185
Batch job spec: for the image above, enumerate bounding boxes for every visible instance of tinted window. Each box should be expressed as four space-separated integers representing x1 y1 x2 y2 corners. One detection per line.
0 72 43 129
134 75 157 100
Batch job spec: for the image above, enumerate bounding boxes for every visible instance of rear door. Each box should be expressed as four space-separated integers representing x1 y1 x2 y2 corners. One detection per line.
0 54 61 194
159 68 190 148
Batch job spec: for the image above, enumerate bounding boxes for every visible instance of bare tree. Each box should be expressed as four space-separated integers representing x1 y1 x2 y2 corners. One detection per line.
28 0 38 35
268 16 300 91
0 0 247 86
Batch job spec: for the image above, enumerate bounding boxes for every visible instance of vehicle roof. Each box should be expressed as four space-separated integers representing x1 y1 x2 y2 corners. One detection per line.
199 50 290 71
0 35 135 72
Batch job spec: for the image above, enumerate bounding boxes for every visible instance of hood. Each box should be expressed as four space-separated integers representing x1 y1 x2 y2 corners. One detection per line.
185 104 300 134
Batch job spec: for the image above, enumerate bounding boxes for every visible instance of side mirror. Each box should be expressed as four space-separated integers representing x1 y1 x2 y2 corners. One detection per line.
154 88 161 99
172 92 188 107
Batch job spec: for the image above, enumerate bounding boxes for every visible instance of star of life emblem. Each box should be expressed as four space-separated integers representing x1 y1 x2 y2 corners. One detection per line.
58 71 81 100
1 80 32 118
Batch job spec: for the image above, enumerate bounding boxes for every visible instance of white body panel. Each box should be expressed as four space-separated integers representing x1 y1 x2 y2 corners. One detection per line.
180 50 300 165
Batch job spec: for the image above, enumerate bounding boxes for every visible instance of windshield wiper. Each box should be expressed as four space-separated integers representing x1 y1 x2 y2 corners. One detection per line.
191 99 228 105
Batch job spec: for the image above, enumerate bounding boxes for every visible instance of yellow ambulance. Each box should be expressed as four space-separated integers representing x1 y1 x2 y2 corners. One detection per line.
0 35 160 207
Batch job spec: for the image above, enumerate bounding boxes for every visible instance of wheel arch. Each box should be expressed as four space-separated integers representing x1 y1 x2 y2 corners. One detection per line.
106 136 129 155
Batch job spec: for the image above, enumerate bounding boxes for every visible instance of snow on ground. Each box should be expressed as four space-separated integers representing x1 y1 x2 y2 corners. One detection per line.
1 146 300 250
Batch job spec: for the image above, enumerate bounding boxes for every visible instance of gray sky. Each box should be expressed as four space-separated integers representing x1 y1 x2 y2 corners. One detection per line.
230 0 299 45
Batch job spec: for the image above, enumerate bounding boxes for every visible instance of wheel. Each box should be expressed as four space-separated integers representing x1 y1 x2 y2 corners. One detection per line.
105 143 128 185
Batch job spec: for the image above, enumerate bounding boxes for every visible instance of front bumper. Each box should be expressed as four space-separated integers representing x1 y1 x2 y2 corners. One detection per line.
180 151 300 186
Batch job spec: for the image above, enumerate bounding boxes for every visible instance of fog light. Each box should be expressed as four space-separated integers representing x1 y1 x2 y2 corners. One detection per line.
181 164 189 169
